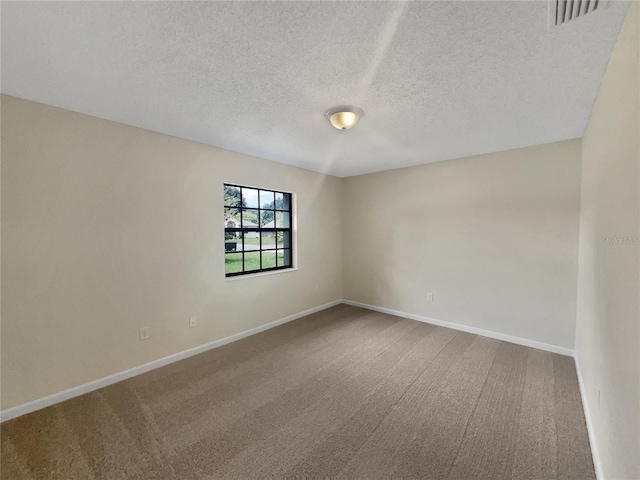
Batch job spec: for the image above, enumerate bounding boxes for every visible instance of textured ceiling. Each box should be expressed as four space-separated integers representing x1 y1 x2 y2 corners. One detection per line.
1 1 630 177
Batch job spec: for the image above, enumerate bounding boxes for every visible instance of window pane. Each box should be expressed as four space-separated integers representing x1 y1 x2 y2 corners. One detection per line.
260 190 275 209
244 251 260 272
261 231 276 249
276 211 290 228
243 188 259 208
224 185 241 207
225 235 240 252
276 249 291 267
260 209 275 228
282 249 291 267
241 231 259 252
275 192 290 210
262 250 277 269
242 209 259 228
225 253 243 274
276 231 290 248
224 207 241 229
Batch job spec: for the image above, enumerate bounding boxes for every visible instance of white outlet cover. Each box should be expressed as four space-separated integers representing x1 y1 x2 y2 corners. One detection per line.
139 327 150 340
189 316 197 328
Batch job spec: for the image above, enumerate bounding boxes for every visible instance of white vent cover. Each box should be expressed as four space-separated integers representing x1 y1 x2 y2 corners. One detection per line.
553 0 600 26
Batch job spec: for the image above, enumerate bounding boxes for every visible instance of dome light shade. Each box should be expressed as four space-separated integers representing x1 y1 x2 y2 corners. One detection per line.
325 106 363 130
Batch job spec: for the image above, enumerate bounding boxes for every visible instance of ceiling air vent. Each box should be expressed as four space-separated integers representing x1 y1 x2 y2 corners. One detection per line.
553 0 600 26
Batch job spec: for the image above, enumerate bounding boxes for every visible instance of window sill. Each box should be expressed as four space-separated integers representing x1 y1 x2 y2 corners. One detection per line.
225 267 298 282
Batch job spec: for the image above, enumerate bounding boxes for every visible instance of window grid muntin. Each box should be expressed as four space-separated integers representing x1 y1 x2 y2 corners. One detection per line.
224 184 293 277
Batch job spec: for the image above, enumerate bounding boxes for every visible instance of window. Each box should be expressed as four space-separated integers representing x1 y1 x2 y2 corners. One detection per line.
224 184 293 277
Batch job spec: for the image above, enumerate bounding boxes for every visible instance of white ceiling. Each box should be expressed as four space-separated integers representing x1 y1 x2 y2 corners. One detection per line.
1 1 630 177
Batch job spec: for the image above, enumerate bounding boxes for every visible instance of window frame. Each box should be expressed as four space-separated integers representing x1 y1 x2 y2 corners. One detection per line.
224 183 294 278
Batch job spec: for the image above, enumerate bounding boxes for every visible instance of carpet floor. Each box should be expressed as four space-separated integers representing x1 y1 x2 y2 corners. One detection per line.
1 304 595 479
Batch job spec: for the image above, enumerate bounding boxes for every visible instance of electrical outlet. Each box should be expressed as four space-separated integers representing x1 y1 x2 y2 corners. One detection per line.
139 327 150 340
189 316 197 328
598 389 601 409
427 292 434 302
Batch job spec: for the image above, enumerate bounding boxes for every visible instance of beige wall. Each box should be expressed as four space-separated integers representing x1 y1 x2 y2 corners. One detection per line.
0 95 343 410
343 140 582 349
3 21 637 479
575 3 639 479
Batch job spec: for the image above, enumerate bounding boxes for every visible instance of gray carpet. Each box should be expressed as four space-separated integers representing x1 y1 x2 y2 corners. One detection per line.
1 304 595 479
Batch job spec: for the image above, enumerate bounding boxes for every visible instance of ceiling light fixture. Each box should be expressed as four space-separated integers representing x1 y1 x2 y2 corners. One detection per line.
325 106 363 131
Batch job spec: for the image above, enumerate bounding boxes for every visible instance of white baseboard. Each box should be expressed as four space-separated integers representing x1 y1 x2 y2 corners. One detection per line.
574 355 604 480
342 300 605 475
0 300 342 423
3 297 598 476
341 299 575 357
0 298 578 423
